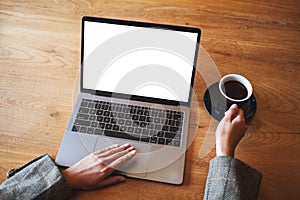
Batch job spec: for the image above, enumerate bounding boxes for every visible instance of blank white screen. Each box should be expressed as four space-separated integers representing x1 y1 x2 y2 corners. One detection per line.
83 21 198 103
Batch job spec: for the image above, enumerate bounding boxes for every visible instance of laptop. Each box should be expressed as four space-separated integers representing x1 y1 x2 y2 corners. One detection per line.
56 16 200 185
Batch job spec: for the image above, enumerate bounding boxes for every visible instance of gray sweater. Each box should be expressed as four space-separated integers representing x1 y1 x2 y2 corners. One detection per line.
204 156 262 200
0 155 262 200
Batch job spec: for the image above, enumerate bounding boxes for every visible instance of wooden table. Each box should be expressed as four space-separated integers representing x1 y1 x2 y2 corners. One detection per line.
1 0 299 199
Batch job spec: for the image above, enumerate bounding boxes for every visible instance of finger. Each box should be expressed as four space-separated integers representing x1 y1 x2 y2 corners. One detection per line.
232 108 245 124
101 149 136 174
94 175 126 189
224 104 239 121
93 144 120 155
96 143 131 158
108 149 136 170
103 146 135 165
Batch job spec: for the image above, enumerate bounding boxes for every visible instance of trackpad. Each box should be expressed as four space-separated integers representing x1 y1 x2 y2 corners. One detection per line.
94 137 150 175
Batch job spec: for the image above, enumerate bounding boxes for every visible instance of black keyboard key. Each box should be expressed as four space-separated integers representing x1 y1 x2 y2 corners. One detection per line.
168 120 175 126
127 127 134 133
87 127 94 134
95 104 101 109
98 123 105 129
120 126 127 132
123 107 130 113
147 123 154 129
125 120 132 126
91 121 98 127
78 108 89 114
104 117 110 123
158 112 165 118
149 130 156 136
117 112 124 118
118 119 125 125
104 130 140 141
88 102 94 108
158 138 165 145
109 106 115 111
134 128 141 134
77 113 89 120
137 109 143 115
166 112 173 119
74 119 91 127
160 118 167 124
94 129 104 135
153 118 160 124
174 134 181 140
165 132 176 139
104 111 110 116
173 114 182 120
154 124 161 130
89 115 96 121
162 126 169 131
125 114 131 119
173 140 180 147
110 112 117 117
151 111 158 117
132 115 138 120
141 137 150 142
89 109 96 115
150 137 157 144
80 101 88 107
166 138 173 145
97 116 103 122
144 110 149 116
170 126 178 133
140 122 146 127
116 107 122 112
176 120 183 127
139 116 146 121
105 124 112 130
157 131 164 137
72 125 80 132
80 126 87 133
133 121 139 127
146 117 151 123
130 108 136 114
96 110 103 115
113 125 119 131
142 129 149 135
102 104 109 110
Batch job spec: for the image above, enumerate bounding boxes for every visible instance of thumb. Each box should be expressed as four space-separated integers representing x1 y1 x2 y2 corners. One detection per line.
95 175 126 189
225 104 239 121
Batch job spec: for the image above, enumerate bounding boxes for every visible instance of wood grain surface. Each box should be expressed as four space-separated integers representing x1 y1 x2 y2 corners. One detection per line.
1 0 299 199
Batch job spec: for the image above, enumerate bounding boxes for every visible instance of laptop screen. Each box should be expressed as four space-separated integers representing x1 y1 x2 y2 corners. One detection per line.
81 17 200 106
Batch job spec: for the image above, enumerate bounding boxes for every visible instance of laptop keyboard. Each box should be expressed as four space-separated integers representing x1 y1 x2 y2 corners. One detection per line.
71 98 184 147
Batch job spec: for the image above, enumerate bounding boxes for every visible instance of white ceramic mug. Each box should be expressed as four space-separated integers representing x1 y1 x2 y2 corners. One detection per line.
219 74 253 103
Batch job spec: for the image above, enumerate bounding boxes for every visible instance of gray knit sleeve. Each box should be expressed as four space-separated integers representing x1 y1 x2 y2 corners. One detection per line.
0 154 73 200
204 156 262 200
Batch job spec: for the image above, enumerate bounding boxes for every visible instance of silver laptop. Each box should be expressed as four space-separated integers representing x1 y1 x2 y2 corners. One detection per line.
56 16 200 185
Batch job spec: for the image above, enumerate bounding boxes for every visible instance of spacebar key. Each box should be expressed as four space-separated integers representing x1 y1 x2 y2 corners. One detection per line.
104 130 140 141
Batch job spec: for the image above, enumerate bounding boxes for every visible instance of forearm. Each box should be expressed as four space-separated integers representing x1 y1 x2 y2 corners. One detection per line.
0 154 73 200
204 156 262 200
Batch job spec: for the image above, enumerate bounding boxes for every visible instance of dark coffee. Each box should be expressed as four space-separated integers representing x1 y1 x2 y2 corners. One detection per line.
223 80 248 100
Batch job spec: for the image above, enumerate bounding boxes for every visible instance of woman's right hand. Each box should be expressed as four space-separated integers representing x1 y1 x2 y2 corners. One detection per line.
215 104 248 157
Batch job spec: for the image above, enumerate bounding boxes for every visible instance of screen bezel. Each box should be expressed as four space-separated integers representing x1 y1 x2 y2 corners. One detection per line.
81 16 201 106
